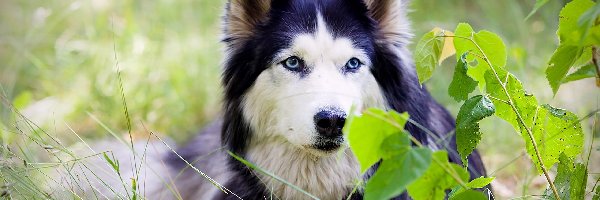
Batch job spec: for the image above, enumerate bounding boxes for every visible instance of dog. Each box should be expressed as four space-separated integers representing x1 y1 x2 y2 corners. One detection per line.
62 0 487 199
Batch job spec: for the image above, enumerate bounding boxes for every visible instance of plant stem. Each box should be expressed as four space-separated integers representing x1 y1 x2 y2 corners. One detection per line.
592 46 600 87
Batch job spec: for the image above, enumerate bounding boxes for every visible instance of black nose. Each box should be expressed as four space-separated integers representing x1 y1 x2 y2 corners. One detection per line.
314 109 346 138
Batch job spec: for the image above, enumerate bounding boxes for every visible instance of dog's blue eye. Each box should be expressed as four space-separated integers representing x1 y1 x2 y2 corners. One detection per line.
283 56 303 71
345 58 361 71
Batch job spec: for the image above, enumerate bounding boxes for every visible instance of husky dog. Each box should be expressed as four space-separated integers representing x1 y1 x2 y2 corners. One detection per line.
64 0 486 199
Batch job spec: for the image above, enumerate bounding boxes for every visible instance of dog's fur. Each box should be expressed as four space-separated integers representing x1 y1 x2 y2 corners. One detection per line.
61 0 487 199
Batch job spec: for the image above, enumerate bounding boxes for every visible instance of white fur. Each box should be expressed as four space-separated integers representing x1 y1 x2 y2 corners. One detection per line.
247 138 360 199
241 13 386 199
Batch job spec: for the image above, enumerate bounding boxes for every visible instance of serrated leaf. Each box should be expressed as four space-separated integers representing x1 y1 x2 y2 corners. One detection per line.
558 0 596 45
564 63 598 83
456 95 495 166
449 190 487 200
485 67 538 134
528 105 584 173
546 44 585 94
407 151 470 200
415 29 445 84
454 23 507 90
526 0 550 20
365 140 432 200
486 65 584 173
485 67 552 173
570 162 587 199
544 154 588 200
454 24 486 90
346 108 409 173
448 53 478 102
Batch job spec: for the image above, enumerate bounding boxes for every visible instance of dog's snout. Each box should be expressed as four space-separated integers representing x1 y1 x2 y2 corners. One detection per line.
314 109 346 138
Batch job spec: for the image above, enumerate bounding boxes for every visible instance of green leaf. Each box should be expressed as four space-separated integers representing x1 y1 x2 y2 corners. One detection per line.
573 46 593 68
544 154 588 200
485 67 538 135
525 0 549 20
365 139 432 200
547 0 599 94
570 163 587 199
528 105 584 173
545 44 585 94
486 67 572 173
563 63 598 83
415 29 445 84
486 65 584 173
454 24 486 91
407 151 470 200
578 2 600 44
465 176 495 189
558 0 596 45
449 190 488 200
454 23 507 90
346 108 409 173
379 131 412 159
473 31 507 69
131 178 138 200
456 95 495 165
102 152 120 172
454 23 475 62
449 176 495 198
448 53 478 102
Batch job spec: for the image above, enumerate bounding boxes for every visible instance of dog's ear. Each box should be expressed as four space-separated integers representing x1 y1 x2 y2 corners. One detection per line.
363 0 412 46
223 0 272 48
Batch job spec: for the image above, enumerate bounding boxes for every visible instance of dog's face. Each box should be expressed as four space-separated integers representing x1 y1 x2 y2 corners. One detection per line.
243 13 386 156
222 0 412 156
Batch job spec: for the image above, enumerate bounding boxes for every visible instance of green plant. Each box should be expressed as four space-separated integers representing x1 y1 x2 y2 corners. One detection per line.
346 0 600 199
346 109 493 200
544 0 600 94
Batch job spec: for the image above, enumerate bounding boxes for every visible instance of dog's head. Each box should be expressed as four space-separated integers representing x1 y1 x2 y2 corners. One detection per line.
221 0 414 157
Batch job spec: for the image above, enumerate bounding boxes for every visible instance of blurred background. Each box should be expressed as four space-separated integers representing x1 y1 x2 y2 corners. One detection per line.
0 0 598 199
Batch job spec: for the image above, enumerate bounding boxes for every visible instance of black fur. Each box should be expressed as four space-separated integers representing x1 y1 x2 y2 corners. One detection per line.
173 0 488 199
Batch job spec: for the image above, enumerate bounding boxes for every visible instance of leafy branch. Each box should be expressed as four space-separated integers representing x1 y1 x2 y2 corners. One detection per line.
346 109 491 200
360 110 469 189
414 20 587 199
440 33 561 199
545 0 600 93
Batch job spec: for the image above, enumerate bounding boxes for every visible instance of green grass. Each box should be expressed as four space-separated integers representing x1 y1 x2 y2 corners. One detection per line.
1 0 598 199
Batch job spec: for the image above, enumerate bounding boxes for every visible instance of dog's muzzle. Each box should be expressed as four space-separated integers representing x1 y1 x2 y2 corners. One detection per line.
312 107 346 151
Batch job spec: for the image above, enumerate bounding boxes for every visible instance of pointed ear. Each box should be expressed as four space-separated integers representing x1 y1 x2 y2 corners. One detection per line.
223 0 272 48
363 0 412 46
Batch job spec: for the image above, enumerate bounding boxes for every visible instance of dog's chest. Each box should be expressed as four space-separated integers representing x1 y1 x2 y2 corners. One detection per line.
247 142 361 199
